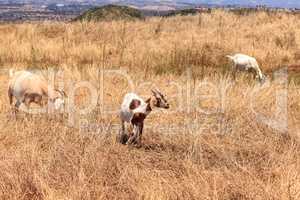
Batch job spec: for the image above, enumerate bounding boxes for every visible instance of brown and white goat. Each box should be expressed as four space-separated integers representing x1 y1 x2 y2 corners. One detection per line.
118 89 169 146
8 70 66 114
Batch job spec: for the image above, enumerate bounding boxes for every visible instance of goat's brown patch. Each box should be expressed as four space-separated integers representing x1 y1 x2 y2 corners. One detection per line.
24 93 43 106
131 113 147 125
129 99 141 110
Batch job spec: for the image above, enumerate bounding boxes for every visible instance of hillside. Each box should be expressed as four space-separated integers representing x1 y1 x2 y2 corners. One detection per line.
74 4 144 22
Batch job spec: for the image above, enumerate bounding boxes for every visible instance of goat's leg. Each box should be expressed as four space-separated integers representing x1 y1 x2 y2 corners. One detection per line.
21 95 33 115
23 96 31 109
12 100 21 118
9 97 15 115
121 120 125 133
233 70 236 81
37 98 43 107
8 90 13 106
117 120 128 144
135 123 144 146
126 124 139 145
8 89 16 115
232 64 237 81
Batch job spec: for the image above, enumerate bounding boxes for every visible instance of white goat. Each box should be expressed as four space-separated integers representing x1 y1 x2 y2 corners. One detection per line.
226 53 266 83
8 70 65 114
118 89 169 146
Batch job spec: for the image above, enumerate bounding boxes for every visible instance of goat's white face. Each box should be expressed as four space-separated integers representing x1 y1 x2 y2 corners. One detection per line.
54 98 64 110
51 90 66 111
256 74 267 84
152 89 169 109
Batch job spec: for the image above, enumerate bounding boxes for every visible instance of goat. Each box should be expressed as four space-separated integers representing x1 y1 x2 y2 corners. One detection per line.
8 69 66 114
226 53 266 83
118 89 169 146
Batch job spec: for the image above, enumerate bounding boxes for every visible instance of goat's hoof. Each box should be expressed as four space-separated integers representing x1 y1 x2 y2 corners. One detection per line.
117 133 129 145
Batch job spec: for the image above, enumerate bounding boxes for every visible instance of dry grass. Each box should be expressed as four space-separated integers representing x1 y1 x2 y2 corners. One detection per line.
0 11 299 200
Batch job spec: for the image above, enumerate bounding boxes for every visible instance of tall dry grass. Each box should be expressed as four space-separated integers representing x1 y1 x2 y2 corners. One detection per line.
0 11 299 74
0 11 299 200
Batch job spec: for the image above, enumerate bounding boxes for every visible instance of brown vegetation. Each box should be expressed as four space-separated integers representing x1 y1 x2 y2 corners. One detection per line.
0 11 299 199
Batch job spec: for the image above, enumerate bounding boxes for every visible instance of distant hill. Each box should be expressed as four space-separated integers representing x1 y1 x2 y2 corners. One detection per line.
74 4 144 22
198 0 300 8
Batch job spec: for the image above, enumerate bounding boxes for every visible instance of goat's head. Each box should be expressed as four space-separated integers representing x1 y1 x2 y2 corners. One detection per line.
150 89 169 109
257 74 267 84
51 89 67 110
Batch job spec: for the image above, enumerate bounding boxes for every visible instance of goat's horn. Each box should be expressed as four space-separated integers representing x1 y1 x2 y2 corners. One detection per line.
61 90 67 97
56 89 66 97
154 88 163 96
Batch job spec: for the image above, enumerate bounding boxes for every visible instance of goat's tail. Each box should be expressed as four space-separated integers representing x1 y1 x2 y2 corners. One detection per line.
226 55 234 60
9 69 14 78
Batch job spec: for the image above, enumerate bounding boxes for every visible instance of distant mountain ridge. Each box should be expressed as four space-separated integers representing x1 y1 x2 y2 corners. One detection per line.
195 0 300 8
2 0 300 8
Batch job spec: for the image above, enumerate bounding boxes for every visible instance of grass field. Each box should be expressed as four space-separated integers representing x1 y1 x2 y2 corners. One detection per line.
0 11 299 199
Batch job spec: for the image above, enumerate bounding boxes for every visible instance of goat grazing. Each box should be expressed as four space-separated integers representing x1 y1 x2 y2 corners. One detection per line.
226 53 266 83
8 70 66 114
118 89 169 146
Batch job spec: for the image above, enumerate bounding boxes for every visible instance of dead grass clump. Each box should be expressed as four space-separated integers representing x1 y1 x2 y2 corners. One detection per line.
275 31 298 50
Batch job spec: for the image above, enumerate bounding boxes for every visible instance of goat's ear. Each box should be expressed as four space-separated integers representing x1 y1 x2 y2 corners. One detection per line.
145 97 151 103
56 89 67 98
151 89 161 96
151 89 157 96
62 90 67 97
155 89 163 97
